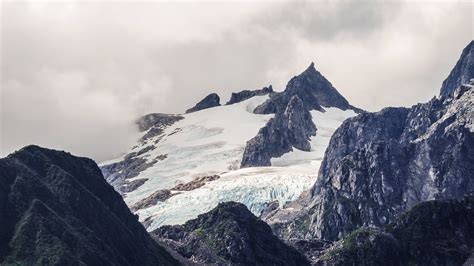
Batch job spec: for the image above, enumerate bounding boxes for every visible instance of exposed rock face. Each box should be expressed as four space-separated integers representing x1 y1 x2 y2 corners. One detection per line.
226 85 273 105
101 113 182 194
152 202 308 265
241 96 317 167
185 93 221 113
131 175 220 211
254 63 362 114
316 195 474 265
440 40 474 96
136 113 183 142
172 174 220 191
131 189 174 211
100 149 160 194
270 82 474 242
0 145 178 265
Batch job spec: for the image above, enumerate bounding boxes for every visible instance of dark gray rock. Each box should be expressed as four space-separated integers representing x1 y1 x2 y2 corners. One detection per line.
152 202 309 265
101 153 157 194
0 145 178 265
136 113 183 132
254 62 363 114
226 85 274 105
440 40 474 97
131 189 174 211
241 95 317 167
136 113 183 142
185 93 221 113
273 82 473 242
316 195 474 265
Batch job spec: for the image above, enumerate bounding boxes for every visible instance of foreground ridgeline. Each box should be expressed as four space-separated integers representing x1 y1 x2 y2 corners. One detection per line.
153 201 309 265
316 195 474 265
0 146 178 265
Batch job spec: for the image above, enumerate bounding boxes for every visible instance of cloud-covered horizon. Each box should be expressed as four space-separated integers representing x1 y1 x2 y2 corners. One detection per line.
1 1 472 161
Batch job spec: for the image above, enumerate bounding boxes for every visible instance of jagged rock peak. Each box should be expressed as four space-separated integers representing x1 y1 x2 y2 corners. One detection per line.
185 92 221 113
302 62 316 75
226 85 273 105
440 40 474 96
152 201 309 265
254 62 363 114
0 145 178 265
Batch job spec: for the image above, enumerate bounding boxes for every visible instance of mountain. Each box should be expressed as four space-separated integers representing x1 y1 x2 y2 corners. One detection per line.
0 146 178 265
264 41 474 243
254 62 362 114
185 93 221 113
440 40 474 96
100 63 359 231
316 195 474 265
152 202 309 265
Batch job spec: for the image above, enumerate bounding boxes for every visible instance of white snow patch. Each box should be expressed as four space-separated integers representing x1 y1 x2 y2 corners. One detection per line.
123 95 273 206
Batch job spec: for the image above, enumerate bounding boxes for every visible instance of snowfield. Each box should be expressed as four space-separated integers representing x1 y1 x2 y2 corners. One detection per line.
102 96 357 230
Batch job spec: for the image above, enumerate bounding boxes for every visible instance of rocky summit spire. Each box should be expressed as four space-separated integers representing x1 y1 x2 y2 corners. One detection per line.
254 62 363 114
440 40 474 97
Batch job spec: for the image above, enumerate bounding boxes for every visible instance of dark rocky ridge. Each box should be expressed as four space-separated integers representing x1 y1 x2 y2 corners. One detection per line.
241 95 317 167
152 202 309 265
185 93 221 113
0 145 178 265
254 62 362 114
440 40 474 96
226 85 273 105
316 195 474 265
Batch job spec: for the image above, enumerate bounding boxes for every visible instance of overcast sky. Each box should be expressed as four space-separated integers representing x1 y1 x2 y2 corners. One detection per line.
1 0 473 161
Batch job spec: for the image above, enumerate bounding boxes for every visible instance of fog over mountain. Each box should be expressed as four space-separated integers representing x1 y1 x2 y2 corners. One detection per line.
1 1 472 161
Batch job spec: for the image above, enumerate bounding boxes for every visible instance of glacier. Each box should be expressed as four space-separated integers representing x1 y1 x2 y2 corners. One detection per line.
101 95 357 230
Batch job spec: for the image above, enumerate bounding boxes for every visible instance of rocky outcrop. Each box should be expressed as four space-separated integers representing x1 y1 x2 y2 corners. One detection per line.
241 96 317 167
185 93 221 113
0 145 178 265
316 195 474 265
100 150 164 194
254 63 362 114
172 174 220 191
136 113 183 142
102 113 182 194
440 40 473 96
131 189 174 211
152 202 308 265
131 175 220 211
226 85 273 105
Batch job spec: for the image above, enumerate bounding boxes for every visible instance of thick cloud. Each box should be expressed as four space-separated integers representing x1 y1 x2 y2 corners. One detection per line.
1 1 472 161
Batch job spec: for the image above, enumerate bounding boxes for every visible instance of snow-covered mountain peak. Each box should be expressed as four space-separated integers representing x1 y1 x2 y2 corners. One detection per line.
101 65 360 230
